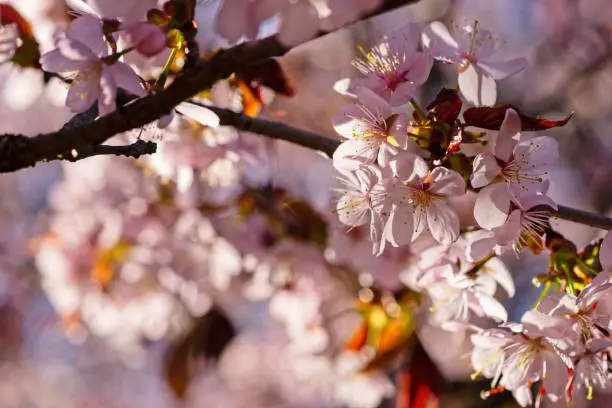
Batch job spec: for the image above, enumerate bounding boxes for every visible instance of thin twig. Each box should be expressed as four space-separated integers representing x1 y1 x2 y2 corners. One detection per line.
59 140 157 162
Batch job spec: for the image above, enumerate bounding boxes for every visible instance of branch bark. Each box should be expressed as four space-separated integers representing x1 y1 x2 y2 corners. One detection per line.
0 0 420 173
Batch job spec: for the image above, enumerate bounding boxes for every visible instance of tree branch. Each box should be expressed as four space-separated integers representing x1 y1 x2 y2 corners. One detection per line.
0 0 421 173
195 104 612 231
59 139 157 162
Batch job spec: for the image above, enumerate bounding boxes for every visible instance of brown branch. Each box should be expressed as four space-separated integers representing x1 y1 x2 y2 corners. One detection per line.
60 140 157 162
0 0 420 173
192 103 612 231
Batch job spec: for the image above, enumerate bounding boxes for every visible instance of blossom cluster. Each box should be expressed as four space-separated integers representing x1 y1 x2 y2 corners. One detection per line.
0 1 611 408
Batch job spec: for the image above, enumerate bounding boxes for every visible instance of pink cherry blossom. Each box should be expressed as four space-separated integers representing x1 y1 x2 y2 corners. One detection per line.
40 15 146 115
467 194 554 261
337 22 433 106
568 338 612 402
471 311 572 406
423 21 527 106
334 163 390 255
332 88 407 164
471 108 559 229
382 150 465 245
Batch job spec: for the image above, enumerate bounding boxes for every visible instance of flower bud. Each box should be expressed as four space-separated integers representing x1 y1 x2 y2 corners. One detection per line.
124 22 167 57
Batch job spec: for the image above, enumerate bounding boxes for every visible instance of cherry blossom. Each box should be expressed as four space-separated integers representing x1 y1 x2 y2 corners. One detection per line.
423 21 528 106
334 163 390 255
40 14 146 115
337 22 433 106
332 87 408 164
471 108 559 229
382 150 465 245
471 311 571 406
467 194 555 260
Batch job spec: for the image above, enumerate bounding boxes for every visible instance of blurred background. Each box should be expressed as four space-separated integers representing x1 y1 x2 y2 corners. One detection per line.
0 0 611 407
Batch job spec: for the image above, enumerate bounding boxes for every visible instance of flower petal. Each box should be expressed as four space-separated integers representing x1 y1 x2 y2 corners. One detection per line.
422 21 459 62
471 152 500 188
495 108 521 163
480 58 528 80
458 64 497 107
40 49 89 73
476 293 507 322
383 203 415 247
66 67 100 113
513 136 559 169
474 183 511 229
98 64 117 116
428 167 465 196
337 192 369 227
426 200 460 244
106 61 146 97
388 151 428 183
66 14 107 57
175 102 220 128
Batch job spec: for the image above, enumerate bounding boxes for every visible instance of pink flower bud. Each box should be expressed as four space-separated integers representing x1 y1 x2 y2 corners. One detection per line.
124 22 166 57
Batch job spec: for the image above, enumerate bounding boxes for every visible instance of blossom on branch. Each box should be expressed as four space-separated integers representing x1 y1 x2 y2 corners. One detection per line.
40 15 146 115
423 21 527 106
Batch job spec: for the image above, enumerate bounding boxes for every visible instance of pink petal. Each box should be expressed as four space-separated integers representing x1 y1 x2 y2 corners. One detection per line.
467 230 496 262
106 61 146 97
40 49 89 73
541 351 570 399
458 64 497 107
355 87 392 118
332 102 365 139
493 209 522 246
98 65 117 116
333 138 378 163
428 167 465 196
278 2 320 46
422 21 459 62
388 151 428 183
476 293 507 322
66 66 100 113
57 38 98 62
175 102 220 128
483 257 515 297
513 136 559 169
386 22 420 59
383 204 415 247
406 52 434 85
474 183 511 229
337 192 369 227
387 113 408 149
472 29 495 61
495 108 521 163
66 14 107 57
426 200 459 244
601 231 612 270
471 152 500 188
520 193 557 211
388 81 416 106
124 22 166 57
480 58 528 80
215 0 249 43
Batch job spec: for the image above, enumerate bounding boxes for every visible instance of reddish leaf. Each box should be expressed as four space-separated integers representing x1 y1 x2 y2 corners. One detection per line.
1 4 34 37
426 88 462 126
1 4 40 68
463 105 574 131
397 340 444 408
